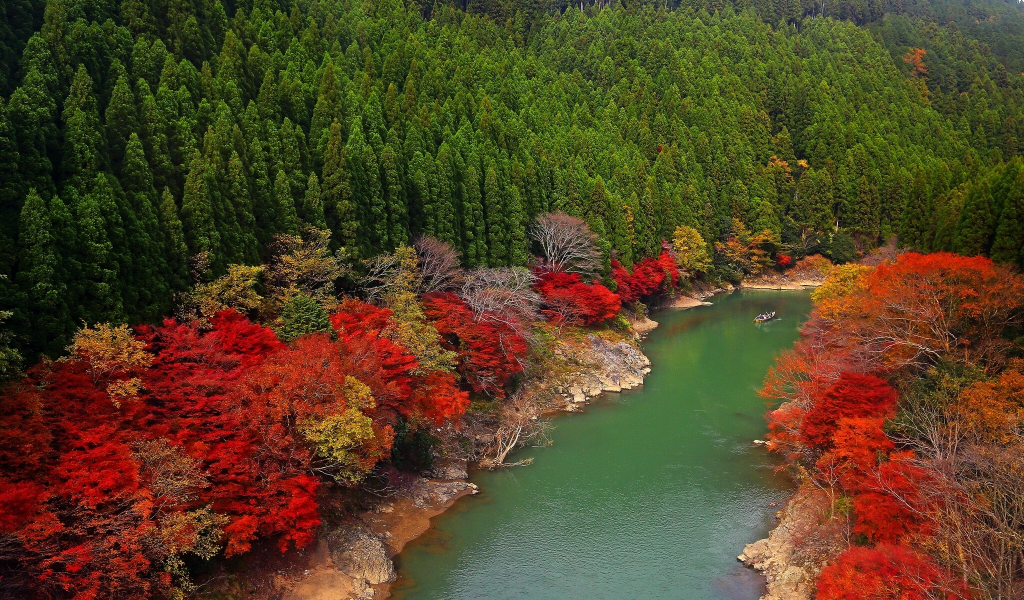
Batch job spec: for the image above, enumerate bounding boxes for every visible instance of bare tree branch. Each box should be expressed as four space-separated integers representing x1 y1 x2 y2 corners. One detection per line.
413 234 464 294
530 212 602 276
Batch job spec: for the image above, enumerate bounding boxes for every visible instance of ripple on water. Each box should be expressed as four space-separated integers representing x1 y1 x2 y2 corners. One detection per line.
392 291 813 600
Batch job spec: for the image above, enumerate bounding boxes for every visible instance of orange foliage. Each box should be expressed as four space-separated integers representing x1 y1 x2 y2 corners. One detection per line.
903 47 928 78
800 373 897 449
817 544 960 600
816 253 1024 369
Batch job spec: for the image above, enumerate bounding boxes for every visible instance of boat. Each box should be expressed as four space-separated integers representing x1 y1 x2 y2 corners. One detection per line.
754 311 776 323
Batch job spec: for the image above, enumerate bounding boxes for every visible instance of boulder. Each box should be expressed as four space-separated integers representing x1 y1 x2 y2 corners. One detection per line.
327 525 395 585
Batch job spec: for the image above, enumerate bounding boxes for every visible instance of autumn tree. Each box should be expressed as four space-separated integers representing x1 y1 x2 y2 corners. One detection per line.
530 212 602 276
672 225 712 274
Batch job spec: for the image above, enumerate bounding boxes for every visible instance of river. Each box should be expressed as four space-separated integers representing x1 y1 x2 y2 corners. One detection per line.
391 290 813 600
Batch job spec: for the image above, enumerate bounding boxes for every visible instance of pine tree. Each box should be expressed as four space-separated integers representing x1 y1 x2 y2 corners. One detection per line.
302 173 327 230
899 171 933 251
274 167 299 235
9 67 58 197
310 59 341 161
76 179 124 323
953 179 996 257
434 144 458 246
505 184 529 267
323 120 356 249
990 167 1024 268
381 144 407 247
105 74 138 175
363 144 386 253
483 162 506 266
158 187 189 287
61 66 105 193
17 189 69 355
181 153 220 268
121 134 170 319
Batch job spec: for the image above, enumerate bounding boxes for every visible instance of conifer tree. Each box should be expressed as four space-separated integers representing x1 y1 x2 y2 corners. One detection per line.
953 180 996 256
17 189 69 354
323 120 356 249
990 168 1024 267
61 66 104 193
226 150 259 264
274 168 299 236
76 178 124 323
9 67 58 197
158 187 189 287
105 74 138 174
121 134 169 319
303 172 327 230
483 162 506 265
181 153 220 268
381 144 407 247
461 163 484 266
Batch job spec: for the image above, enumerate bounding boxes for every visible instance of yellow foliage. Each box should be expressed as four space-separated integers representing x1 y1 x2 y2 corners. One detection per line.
365 245 458 374
812 264 874 303
189 264 264 319
386 289 458 375
266 228 345 308
107 377 144 408
68 323 153 383
157 506 229 558
671 225 712 273
297 376 378 483
952 363 1024 444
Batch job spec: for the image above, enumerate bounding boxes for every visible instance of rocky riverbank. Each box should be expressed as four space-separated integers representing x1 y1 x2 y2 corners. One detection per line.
738 481 846 600
197 290 758 600
250 318 665 600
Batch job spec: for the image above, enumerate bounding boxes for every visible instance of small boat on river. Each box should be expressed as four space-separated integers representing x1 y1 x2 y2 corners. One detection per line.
754 311 777 323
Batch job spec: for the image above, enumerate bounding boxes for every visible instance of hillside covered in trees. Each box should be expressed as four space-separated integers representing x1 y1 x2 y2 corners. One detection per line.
2 0 1024 362
763 253 1024 599
1 0 1024 598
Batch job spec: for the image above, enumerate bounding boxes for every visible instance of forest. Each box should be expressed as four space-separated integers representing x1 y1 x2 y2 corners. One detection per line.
764 253 1024 599
1 0 1024 361
0 0 1023 597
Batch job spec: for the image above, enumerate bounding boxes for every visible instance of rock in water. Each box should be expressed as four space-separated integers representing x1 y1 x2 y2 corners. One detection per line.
327 525 396 584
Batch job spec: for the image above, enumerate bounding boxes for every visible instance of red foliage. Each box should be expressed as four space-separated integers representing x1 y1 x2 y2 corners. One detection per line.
852 451 934 543
823 252 1024 369
330 300 417 415
611 249 681 304
817 544 959 600
422 292 528 398
534 271 621 326
329 299 469 422
903 47 928 78
776 254 793 268
800 372 897 450
0 295 480 599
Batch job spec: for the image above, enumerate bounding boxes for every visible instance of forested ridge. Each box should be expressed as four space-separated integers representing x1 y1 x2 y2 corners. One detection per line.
0 0 1023 598
1 0 1023 361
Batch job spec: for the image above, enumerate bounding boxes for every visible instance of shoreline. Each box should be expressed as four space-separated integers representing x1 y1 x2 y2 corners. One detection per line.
275 294 721 600
215 283 815 600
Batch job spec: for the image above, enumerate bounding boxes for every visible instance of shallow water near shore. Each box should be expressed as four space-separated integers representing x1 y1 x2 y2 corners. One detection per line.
391 290 813 600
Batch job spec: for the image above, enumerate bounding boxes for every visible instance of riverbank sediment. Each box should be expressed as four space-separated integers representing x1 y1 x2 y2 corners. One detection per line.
201 287 807 600
271 306 705 600
738 481 846 600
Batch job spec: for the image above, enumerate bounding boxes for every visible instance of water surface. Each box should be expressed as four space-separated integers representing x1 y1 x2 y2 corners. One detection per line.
392 290 813 600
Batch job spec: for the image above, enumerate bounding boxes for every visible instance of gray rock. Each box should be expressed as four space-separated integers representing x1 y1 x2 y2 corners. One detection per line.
351 577 375 599
430 458 468 481
327 525 395 585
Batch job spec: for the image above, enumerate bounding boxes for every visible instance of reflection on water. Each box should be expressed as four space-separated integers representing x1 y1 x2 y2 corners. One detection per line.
392 290 813 600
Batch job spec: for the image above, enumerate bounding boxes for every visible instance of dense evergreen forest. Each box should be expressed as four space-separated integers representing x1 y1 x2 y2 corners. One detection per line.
2 0 1023 361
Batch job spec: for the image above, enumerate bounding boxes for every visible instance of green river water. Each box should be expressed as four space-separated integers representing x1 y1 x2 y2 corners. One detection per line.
391 290 813 600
